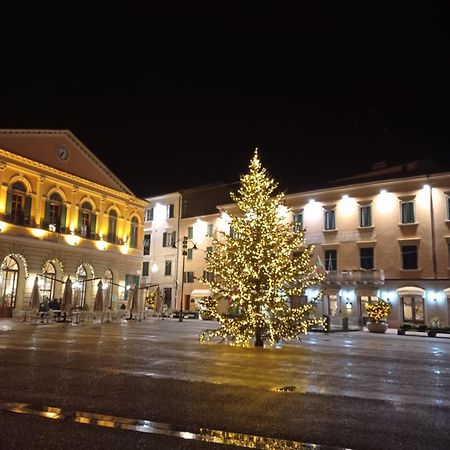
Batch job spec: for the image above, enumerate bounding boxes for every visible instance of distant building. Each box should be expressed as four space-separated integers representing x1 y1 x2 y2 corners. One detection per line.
0 130 147 316
142 183 236 311
142 192 181 310
146 161 450 328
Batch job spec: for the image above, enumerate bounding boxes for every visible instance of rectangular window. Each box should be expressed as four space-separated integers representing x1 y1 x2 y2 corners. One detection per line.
229 226 237 239
324 249 337 271
167 204 174 219
165 260 172 276
145 208 154 222
447 196 450 221
183 271 194 283
188 226 194 239
163 288 172 307
202 270 214 282
324 209 336 230
448 243 450 267
360 247 374 269
207 246 213 253
401 245 418 270
293 213 303 232
142 261 149 276
187 248 193 260
401 201 415 224
143 233 151 255
162 231 176 247
206 223 213 237
359 205 372 227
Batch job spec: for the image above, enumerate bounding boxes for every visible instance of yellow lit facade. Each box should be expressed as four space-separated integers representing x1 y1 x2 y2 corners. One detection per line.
0 130 147 316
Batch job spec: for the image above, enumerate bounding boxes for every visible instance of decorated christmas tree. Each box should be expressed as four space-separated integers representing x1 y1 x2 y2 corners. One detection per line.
199 150 324 347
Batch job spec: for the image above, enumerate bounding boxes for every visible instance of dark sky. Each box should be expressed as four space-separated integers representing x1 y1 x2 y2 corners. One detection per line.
2 3 449 198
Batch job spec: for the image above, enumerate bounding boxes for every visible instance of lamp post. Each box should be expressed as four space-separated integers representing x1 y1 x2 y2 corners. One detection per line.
175 236 197 322
179 236 188 322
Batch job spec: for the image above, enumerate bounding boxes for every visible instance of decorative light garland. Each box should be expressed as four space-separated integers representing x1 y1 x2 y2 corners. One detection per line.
199 149 324 347
1 253 29 278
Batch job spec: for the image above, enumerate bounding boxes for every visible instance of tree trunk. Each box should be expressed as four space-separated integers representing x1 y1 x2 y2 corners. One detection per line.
254 327 264 347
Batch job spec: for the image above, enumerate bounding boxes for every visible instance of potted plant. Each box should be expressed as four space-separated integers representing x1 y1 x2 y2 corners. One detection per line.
366 299 391 333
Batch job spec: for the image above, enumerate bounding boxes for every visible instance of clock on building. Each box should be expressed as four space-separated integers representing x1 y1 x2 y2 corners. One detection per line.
56 145 69 162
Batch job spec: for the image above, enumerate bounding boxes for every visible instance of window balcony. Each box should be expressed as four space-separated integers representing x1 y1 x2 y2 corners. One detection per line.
326 269 385 286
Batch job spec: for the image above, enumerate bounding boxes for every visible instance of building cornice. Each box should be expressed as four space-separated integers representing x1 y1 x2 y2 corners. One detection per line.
0 129 135 196
0 147 147 207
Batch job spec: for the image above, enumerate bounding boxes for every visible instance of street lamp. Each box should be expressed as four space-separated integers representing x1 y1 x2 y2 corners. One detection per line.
173 236 197 322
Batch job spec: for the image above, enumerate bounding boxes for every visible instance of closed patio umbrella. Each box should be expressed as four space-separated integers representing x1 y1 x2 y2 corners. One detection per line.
132 284 139 312
61 277 73 311
128 284 139 319
30 276 41 310
93 280 104 312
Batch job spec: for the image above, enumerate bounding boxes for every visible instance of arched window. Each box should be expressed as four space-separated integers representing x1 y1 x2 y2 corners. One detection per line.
0 256 19 310
130 217 139 248
75 265 88 308
79 202 96 238
107 210 118 243
45 193 66 232
6 182 31 226
42 261 56 301
104 269 113 309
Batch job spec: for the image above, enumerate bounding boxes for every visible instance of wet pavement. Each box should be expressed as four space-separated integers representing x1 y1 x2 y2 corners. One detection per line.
0 317 449 449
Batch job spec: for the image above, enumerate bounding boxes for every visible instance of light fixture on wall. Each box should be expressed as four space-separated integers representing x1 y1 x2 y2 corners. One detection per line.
65 231 80 246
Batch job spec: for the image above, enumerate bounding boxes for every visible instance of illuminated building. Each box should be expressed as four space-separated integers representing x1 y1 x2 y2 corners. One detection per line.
146 161 450 328
0 130 147 316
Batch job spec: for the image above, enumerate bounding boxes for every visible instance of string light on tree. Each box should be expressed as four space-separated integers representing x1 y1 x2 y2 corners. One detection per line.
199 149 324 347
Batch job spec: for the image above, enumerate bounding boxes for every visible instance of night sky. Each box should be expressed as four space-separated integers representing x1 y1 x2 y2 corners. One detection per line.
2 3 449 199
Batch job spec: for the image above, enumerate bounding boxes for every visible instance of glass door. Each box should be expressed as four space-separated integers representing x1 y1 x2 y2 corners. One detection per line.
402 296 425 324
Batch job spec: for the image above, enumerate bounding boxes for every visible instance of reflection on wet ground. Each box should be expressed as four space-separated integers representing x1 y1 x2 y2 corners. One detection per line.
1 318 449 449
0 400 351 450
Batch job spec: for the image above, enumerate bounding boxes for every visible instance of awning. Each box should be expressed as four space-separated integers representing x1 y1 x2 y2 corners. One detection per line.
190 289 211 298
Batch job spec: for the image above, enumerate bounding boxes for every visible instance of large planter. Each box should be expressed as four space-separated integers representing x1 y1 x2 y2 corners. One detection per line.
367 320 388 333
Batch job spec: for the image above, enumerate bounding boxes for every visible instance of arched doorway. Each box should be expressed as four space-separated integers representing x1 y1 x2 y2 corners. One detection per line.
0 256 19 317
398 286 425 324
41 261 56 301
73 264 94 309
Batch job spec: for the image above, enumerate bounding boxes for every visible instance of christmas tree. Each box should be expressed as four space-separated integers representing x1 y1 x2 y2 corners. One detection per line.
199 150 324 347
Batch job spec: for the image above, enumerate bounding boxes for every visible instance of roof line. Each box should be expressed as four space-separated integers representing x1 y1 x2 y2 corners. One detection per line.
0 129 135 196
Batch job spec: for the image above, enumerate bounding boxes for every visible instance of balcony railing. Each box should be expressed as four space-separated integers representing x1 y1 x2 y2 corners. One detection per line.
326 269 385 285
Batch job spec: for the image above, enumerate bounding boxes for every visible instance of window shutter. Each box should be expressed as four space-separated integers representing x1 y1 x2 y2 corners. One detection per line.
77 209 83 233
5 190 13 219
24 195 32 226
90 213 97 239
44 200 51 228
60 204 67 232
